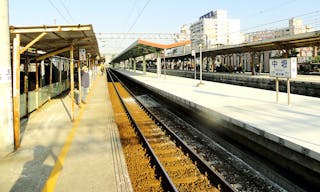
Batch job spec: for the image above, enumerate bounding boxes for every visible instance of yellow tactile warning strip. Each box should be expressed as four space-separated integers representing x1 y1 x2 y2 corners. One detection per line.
41 86 94 192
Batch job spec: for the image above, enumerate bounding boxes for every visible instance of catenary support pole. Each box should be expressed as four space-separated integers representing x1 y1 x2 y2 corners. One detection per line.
0 0 14 156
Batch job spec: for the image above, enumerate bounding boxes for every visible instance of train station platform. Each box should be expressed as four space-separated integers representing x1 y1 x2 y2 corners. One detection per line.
117 69 320 162
0 75 132 192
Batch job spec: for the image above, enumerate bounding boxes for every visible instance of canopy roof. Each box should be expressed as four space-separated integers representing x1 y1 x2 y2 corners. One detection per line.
111 39 191 63
10 24 100 59
211 30 320 55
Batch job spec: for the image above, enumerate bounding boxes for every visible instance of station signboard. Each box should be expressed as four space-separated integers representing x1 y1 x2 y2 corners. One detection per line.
269 57 297 79
79 48 86 61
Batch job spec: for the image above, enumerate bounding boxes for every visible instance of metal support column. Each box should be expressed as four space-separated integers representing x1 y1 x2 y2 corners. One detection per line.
78 61 82 105
24 53 29 115
133 58 136 72
250 52 255 75
143 55 146 75
70 45 75 121
35 62 39 108
211 55 216 72
157 52 161 78
49 58 53 100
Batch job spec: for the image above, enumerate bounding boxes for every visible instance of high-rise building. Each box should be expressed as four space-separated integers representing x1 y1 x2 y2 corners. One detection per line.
190 10 243 49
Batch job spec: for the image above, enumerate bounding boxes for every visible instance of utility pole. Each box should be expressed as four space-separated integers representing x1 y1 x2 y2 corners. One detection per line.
0 0 14 156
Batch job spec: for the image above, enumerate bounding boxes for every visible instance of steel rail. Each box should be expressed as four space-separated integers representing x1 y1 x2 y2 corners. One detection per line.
107 69 178 192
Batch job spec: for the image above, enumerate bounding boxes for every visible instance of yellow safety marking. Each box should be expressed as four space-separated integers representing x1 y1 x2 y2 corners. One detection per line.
42 81 96 192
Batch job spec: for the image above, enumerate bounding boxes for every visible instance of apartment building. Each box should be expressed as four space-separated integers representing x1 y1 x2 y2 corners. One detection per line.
190 10 243 49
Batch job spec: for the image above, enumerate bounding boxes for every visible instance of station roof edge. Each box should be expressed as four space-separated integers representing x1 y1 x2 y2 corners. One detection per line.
10 24 100 60
111 39 191 63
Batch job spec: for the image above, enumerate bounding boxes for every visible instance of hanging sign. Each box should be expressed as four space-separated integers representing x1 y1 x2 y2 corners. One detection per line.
79 48 86 61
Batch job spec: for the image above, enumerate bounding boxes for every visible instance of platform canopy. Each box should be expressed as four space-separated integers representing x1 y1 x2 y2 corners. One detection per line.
10 24 100 60
111 39 191 63
167 30 320 59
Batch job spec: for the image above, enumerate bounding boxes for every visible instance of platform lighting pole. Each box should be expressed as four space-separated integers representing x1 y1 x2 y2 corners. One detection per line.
0 0 14 155
199 44 203 84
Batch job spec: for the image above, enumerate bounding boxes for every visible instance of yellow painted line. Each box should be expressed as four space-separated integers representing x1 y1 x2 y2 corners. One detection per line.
42 81 96 192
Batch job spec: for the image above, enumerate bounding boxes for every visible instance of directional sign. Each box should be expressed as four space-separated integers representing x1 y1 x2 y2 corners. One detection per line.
269 58 297 79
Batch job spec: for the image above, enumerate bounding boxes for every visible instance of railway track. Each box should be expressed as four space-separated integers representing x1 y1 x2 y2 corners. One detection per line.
107 69 235 192
110 69 317 192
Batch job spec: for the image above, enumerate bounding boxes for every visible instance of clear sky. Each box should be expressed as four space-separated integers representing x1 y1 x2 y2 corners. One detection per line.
8 0 320 54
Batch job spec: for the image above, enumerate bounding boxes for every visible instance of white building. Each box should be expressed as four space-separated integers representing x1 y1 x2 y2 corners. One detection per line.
177 24 191 41
190 10 243 49
244 18 315 60
245 18 314 42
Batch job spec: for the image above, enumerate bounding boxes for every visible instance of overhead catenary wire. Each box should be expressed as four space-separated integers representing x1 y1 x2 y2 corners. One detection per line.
116 0 152 54
242 0 298 19
47 0 70 24
241 10 320 33
122 0 138 31
127 0 152 33
59 0 76 23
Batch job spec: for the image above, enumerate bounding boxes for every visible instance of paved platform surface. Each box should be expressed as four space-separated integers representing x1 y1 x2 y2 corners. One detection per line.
0 75 132 192
119 70 320 161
